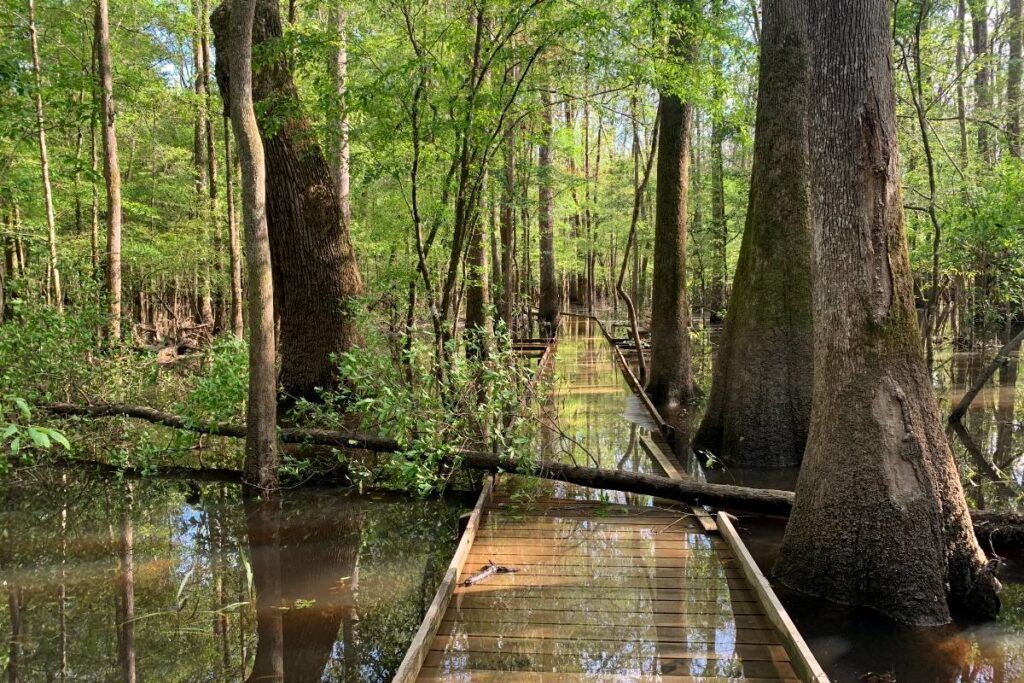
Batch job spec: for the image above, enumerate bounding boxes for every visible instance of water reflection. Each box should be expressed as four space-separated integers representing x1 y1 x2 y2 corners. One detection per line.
1 469 461 681
425 318 795 680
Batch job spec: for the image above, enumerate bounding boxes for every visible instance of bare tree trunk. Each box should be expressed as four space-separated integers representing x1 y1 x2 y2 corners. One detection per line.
27 0 61 311
957 0 970 168
465 169 489 359
695 0 813 467
617 104 659 384
330 7 351 229
1009 0 1022 157
193 0 215 328
648 0 697 409
538 85 558 336
774 0 1000 625
971 0 992 160
96 0 122 340
709 115 727 321
499 123 516 329
212 0 363 406
201 0 222 328
224 117 244 338
220 0 279 491
90 36 101 279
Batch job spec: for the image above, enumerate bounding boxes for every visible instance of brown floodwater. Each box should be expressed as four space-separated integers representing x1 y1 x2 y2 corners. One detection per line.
4 316 1023 682
0 471 466 681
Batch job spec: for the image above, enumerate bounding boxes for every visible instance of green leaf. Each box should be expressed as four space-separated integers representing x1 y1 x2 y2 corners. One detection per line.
26 427 51 449
1 424 16 440
48 429 70 450
13 398 30 420
9 437 20 455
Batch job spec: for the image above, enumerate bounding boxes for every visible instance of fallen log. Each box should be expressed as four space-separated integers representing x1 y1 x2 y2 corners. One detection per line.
46 402 403 453
457 451 796 515
43 401 1024 546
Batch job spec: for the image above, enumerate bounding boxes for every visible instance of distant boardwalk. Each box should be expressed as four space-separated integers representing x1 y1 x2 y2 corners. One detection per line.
397 317 825 682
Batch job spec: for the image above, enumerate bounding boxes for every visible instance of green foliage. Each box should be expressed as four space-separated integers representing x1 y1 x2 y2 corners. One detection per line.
0 395 69 471
179 335 249 424
0 295 106 403
301 320 542 495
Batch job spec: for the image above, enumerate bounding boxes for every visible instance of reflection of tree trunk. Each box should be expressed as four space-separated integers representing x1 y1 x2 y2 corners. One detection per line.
245 497 284 683
116 483 136 683
994 328 1021 465
210 487 231 673
7 587 20 683
59 472 68 682
245 496 364 682
950 421 1017 499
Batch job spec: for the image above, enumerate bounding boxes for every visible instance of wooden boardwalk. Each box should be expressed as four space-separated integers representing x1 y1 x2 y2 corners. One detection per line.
395 317 827 682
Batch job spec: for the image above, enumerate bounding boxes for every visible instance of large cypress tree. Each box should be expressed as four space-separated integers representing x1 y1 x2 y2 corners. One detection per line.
694 0 813 467
774 0 1000 625
212 0 364 407
647 0 697 409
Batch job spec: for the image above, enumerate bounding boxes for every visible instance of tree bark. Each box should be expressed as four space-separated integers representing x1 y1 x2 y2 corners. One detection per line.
648 0 697 409
90 38 101 279
201 0 222 328
224 116 244 338
220 0 279 491
212 0 364 406
96 0 122 341
538 85 558 336
193 0 215 329
694 0 813 468
709 115 727 321
970 0 992 160
330 7 351 231
774 0 1000 626
27 0 62 311
1009 0 1022 157
499 123 516 329
465 174 489 359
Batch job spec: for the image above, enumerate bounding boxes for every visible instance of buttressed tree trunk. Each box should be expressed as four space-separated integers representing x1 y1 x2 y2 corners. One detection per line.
694 0 813 467
648 0 697 410
538 85 558 336
774 0 1001 625
212 0 364 406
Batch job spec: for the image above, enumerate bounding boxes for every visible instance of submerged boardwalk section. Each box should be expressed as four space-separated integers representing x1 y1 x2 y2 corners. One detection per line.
420 482 801 681
396 318 826 682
